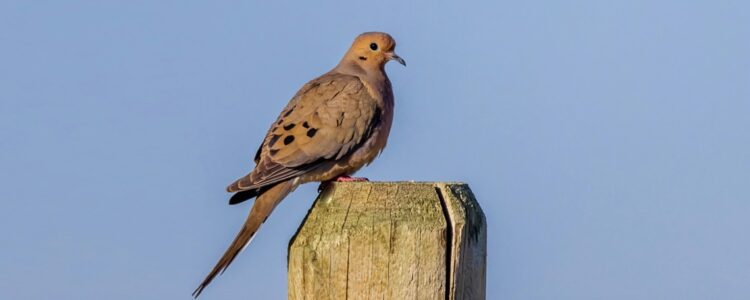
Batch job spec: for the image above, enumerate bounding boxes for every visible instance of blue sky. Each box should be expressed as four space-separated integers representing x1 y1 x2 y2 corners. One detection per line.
1 1 748 299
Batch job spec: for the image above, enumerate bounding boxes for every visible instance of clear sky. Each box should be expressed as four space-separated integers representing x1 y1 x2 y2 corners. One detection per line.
1 1 748 299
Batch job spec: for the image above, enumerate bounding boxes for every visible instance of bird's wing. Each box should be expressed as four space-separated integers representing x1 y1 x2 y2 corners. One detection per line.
227 73 380 192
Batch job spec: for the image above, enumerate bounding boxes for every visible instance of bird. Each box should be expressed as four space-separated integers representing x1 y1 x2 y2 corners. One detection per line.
192 32 405 297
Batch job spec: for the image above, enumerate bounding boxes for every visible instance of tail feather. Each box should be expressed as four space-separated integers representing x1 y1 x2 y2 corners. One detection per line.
228 188 263 205
193 179 296 298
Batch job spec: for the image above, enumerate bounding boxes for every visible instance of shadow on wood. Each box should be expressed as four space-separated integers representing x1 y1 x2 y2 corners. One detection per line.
288 182 486 300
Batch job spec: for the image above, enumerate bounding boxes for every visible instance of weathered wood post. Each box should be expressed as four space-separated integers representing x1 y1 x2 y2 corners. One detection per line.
288 182 486 300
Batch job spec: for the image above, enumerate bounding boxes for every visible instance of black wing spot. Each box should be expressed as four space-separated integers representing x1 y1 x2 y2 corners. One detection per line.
283 106 295 117
269 134 281 147
277 119 283 125
306 128 317 138
358 56 367 61
283 135 295 145
283 123 295 130
270 149 278 156
302 121 310 128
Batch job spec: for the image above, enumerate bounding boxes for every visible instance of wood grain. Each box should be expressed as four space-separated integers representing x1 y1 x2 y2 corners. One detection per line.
288 182 486 300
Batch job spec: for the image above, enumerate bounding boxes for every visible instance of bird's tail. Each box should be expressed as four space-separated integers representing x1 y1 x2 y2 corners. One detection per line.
192 179 297 298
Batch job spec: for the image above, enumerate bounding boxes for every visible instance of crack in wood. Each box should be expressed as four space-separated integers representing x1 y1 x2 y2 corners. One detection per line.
434 186 454 300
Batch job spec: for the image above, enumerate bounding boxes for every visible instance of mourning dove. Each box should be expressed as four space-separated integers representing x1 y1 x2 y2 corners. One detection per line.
193 32 405 297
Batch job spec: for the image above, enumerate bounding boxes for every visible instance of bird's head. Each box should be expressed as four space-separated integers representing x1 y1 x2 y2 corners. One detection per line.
342 32 405 71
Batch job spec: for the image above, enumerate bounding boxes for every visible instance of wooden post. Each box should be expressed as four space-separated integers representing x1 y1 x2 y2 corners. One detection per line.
288 182 486 300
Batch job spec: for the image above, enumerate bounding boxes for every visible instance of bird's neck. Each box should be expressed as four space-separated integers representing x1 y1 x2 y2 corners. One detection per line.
332 59 390 99
334 59 386 79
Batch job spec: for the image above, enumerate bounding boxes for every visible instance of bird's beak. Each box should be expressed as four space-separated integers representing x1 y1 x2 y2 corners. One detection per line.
388 52 406 66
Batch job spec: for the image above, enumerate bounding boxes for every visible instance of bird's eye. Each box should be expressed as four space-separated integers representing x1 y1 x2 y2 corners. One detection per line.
370 43 378 51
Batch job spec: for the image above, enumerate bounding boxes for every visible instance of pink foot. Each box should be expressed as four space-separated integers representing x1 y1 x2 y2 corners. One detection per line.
334 176 369 182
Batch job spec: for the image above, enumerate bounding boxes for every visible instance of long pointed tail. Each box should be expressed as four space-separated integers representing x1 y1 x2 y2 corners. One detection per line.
193 179 297 298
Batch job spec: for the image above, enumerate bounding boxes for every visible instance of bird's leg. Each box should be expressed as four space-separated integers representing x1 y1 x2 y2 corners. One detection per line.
334 175 369 182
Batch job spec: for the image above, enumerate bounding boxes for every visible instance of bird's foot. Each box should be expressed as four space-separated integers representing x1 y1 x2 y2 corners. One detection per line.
334 176 369 182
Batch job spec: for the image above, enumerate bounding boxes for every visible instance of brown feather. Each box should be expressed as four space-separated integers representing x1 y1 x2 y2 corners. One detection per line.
193 179 296 298
195 32 402 297
226 73 379 193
